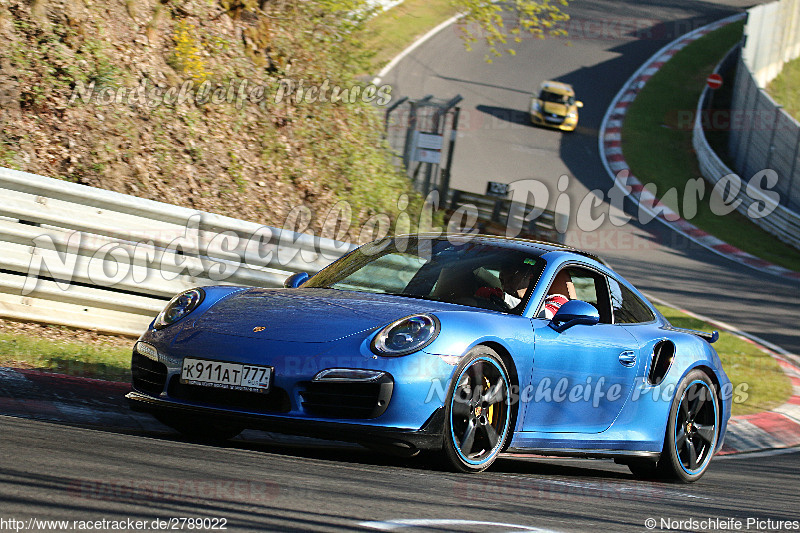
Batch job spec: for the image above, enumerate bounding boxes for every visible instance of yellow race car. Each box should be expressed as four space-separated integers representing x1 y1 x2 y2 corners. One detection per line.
530 81 583 132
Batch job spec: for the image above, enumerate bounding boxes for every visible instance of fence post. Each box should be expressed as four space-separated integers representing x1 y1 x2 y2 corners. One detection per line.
739 76 760 174
766 105 783 169
402 101 418 174
440 106 460 201
421 108 442 195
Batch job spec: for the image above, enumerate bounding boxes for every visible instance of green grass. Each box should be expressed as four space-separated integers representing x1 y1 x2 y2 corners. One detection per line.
655 305 791 416
622 20 800 273
0 332 132 382
767 56 800 120
366 0 460 70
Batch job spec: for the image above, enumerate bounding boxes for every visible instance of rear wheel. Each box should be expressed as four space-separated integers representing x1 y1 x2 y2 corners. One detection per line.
643 370 719 483
155 413 244 443
442 346 512 473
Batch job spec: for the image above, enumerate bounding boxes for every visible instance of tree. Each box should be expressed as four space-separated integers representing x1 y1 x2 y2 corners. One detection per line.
452 0 570 62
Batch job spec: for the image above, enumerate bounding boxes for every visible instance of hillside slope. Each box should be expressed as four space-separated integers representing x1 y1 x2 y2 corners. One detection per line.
0 0 417 237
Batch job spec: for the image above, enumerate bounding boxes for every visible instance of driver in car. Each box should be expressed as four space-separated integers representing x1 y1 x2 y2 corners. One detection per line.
475 264 572 316
475 262 534 310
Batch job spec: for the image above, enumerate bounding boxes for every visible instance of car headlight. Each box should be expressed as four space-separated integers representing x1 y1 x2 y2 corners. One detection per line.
371 314 440 356
567 111 577 119
531 101 541 113
154 288 205 329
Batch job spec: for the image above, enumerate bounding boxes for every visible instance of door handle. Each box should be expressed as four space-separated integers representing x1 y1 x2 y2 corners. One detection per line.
619 350 636 367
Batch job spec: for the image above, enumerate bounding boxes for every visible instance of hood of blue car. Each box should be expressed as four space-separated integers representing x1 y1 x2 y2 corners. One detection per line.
192 287 459 342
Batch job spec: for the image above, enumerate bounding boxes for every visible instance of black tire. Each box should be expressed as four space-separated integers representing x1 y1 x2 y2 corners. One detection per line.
442 346 512 473
657 370 719 483
155 413 244 443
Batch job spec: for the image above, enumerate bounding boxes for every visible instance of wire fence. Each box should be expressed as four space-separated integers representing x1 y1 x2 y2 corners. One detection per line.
385 95 461 198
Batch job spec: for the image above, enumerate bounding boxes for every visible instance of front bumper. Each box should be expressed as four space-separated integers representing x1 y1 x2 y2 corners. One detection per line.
127 390 445 451
530 112 577 131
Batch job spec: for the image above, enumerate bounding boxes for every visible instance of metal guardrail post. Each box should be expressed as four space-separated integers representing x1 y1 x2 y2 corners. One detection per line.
766 105 782 170
449 190 461 210
491 200 503 222
384 96 408 125
440 105 460 201
422 108 442 195
401 100 418 173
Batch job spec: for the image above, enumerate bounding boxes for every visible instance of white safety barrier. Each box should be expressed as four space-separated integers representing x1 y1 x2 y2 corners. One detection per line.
693 82 800 250
727 0 800 215
0 167 354 336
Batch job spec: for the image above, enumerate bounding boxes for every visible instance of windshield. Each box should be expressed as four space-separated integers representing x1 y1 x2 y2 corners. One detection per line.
539 90 574 105
305 237 545 314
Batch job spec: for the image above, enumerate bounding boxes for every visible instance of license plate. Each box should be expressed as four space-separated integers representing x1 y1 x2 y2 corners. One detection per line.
181 357 272 393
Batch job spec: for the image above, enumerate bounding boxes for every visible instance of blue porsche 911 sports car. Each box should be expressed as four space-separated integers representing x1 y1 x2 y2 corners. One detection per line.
127 234 730 482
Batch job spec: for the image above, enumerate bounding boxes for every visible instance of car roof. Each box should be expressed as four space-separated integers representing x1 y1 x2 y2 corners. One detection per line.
410 233 606 265
539 81 574 96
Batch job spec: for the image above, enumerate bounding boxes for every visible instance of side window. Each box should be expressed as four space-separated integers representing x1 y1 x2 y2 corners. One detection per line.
542 266 612 324
568 269 599 305
608 277 655 324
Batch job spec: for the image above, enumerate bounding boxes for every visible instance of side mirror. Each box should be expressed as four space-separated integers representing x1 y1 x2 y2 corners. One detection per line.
284 272 310 288
549 300 599 332
576 101 584 108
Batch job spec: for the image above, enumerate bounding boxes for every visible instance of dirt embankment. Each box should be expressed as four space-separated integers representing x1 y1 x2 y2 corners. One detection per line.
0 0 414 238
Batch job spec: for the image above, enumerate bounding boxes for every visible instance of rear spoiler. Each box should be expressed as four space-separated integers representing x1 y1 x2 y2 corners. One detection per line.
663 325 719 344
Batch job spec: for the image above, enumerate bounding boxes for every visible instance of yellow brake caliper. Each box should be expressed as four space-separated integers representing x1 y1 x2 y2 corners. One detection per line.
484 376 495 424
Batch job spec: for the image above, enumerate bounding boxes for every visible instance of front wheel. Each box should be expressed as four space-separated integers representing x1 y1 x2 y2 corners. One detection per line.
442 346 512 473
658 370 719 483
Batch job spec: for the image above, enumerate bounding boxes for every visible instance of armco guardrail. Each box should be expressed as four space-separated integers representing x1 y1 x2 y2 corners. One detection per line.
0 167 354 336
693 64 800 250
0 168 569 336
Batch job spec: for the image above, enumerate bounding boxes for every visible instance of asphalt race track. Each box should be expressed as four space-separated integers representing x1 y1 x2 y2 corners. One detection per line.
2 2 800 532
1 415 798 532
381 0 800 356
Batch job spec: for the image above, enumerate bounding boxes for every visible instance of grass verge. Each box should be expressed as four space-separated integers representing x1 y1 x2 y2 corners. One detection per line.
767 56 800 120
0 328 133 382
0 301 792 417
622 20 800 272
367 0 460 71
655 304 792 416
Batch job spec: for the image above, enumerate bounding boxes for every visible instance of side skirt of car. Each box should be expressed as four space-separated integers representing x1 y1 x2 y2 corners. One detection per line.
504 448 661 461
